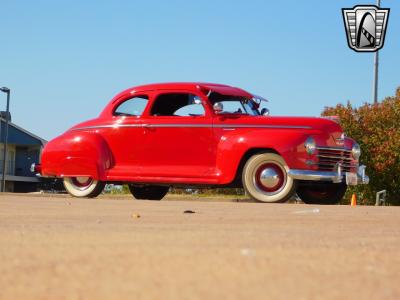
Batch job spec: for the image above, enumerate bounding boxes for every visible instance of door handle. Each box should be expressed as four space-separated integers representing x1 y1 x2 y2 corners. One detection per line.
142 124 154 131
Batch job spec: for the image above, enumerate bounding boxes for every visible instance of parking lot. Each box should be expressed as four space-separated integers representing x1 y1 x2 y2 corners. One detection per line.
0 194 399 300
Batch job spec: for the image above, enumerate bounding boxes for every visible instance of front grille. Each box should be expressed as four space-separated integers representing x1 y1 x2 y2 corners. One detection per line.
316 147 354 172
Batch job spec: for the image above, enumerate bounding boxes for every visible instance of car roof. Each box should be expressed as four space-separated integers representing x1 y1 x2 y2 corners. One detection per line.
100 82 255 118
111 82 253 102
132 82 231 92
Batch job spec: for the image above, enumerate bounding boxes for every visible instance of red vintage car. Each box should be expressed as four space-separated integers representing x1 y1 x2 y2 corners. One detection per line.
33 82 369 204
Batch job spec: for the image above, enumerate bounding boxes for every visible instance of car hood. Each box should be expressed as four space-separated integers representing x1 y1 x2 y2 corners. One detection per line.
218 115 340 130
216 115 345 146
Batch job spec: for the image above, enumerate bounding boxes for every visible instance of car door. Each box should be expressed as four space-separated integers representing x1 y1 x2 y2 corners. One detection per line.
101 95 149 179
139 91 215 179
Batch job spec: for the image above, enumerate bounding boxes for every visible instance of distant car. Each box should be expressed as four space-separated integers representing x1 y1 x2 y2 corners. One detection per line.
33 82 369 204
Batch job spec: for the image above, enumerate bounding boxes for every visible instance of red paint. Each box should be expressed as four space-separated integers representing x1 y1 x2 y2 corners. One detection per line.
39 82 360 185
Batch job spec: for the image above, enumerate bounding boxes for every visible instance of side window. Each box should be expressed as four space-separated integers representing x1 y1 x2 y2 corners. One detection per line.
114 96 149 116
151 93 205 116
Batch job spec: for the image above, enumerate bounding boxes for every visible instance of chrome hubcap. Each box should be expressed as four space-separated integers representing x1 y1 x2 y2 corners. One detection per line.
259 168 280 188
254 163 286 194
71 177 93 190
76 177 90 185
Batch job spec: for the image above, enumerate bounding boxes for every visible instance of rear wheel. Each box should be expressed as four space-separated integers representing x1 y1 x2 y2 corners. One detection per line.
242 153 296 203
296 182 347 205
128 185 169 200
63 177 105 198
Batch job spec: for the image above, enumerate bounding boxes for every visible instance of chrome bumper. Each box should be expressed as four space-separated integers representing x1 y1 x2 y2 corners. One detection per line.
288 164 369 185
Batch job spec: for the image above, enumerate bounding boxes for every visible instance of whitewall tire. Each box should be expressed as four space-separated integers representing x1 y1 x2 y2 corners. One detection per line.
242 153 296 203
63 177 105 198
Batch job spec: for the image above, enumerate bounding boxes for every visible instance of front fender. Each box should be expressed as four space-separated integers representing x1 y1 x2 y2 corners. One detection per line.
215 129 317 184
41 130 113 180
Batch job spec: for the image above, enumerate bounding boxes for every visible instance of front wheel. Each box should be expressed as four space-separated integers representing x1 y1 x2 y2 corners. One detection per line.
63 177 105 198
128 185 169 200
242 153 296 203
296 182 347 205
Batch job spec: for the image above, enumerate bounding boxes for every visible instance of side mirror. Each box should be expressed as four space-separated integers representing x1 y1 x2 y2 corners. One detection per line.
213 102 223 114
260 108 270 116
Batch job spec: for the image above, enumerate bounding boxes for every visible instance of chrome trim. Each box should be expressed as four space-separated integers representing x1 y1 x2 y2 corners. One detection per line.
314 162 352 168
288 169 343 182
73 124 312 131
213 124 311 129
288 164 369 185
317 146 352 152
73 124 143 130
317 154 352 161
30 163 36 173
316 146 355 172
144 124 209 128
357 165 369 184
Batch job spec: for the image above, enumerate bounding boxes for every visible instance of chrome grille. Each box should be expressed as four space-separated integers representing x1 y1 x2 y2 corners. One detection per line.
316 147 354 172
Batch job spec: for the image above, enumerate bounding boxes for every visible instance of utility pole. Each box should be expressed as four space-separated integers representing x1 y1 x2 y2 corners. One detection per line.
372 0 381 104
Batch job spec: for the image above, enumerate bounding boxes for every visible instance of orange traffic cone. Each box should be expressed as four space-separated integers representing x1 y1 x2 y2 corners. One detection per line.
351 194 357 206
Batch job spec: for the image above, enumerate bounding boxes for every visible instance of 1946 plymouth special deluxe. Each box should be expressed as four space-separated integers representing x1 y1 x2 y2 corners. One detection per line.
32 82 369 204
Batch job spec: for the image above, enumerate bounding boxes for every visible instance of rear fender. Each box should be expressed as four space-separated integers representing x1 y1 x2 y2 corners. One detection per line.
41 131 113 180
59 157 99 178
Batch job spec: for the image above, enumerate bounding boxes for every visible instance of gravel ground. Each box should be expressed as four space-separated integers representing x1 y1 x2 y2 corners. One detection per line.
0 194 399 300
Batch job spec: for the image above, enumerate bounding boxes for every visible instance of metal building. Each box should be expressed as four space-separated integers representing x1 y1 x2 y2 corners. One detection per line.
0 116 46 192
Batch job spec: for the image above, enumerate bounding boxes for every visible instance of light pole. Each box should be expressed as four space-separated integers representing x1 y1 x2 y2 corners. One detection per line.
0 87 10 192
373 0 381 104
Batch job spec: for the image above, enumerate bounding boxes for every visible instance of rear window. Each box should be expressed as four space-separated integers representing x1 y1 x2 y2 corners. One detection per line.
114 96 149 116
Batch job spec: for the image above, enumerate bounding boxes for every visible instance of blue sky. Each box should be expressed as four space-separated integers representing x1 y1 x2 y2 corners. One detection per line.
1 0 399 140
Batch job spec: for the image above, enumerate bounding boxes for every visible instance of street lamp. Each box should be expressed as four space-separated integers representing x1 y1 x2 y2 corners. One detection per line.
0 87 10 192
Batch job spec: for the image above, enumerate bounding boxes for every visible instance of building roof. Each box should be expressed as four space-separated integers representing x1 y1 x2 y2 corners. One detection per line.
0 118 47 146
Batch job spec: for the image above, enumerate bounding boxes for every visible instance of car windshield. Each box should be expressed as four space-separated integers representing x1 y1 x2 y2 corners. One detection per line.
209 93 260 116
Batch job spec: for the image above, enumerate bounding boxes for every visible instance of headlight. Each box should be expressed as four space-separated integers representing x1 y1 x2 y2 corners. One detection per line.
305 137 316 155
352 143 361 160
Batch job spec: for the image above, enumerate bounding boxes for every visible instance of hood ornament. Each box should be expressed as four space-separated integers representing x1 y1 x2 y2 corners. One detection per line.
335 133 345 146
